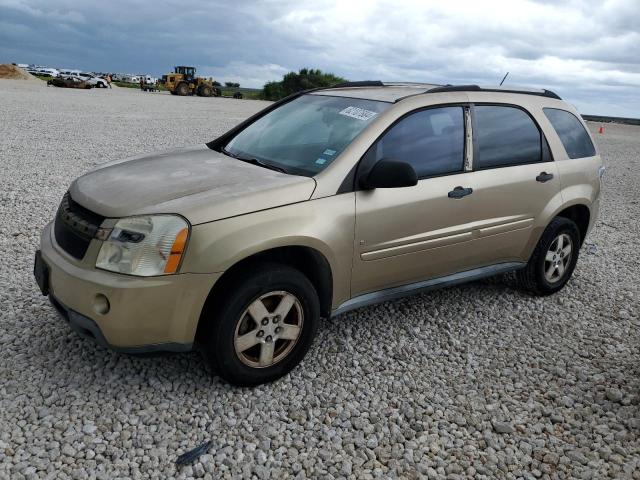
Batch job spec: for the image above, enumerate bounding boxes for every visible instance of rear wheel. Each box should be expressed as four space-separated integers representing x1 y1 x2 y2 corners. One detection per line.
175 82 189 96
517 217 580 295
200 263 320 386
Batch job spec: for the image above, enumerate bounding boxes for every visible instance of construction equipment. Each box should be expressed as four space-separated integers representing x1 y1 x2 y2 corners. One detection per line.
159 66 221 97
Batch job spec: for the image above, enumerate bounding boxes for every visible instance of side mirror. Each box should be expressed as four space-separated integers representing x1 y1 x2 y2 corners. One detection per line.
360 159 418 189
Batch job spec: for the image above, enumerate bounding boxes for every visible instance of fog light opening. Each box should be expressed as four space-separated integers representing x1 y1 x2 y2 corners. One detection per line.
93 294 110 315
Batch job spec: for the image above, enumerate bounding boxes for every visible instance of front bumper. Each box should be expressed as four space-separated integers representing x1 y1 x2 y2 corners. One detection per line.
49 294 191 354
38 222 220 351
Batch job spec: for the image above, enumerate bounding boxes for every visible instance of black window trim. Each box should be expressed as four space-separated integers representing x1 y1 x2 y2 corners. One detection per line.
469 102 554 172
349 102 471 192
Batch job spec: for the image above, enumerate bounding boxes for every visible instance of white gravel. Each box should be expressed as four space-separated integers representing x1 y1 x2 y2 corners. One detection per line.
1 79 639 479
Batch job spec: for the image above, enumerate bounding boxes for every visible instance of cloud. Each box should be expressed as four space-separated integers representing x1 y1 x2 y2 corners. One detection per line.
200 61 288 88
0 0 638 116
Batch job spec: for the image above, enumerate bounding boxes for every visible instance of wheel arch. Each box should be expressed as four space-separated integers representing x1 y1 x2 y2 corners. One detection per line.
553 202 591 246
195 245 334 342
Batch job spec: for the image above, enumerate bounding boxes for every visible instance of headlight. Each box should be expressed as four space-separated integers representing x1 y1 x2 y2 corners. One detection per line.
96 215 189 276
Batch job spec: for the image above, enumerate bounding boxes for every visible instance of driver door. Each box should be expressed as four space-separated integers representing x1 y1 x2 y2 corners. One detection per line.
351 105 479 296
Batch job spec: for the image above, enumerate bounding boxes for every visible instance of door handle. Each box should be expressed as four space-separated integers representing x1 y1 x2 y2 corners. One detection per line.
448 186 473 199
536 172 554 183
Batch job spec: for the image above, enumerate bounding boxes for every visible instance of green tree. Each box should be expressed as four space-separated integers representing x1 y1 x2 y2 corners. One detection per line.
262 68 346 101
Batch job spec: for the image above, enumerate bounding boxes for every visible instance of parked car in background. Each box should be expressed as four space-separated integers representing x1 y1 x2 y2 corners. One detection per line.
59 69 82 77
34 82 602 386
76 72 108 88
36 68 60 77
46 76 93 89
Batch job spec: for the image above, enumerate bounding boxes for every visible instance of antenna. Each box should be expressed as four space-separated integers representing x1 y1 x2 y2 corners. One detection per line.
499 72 509 86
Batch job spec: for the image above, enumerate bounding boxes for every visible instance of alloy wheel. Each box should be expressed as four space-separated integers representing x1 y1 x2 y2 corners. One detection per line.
544 233 573 283
234 291 304 368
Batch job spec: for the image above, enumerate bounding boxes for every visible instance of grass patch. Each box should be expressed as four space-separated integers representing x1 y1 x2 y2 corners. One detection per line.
220 87 263 99
113 81 168 91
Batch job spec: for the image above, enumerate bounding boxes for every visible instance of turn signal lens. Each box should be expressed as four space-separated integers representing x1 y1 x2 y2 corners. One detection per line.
164 227 189 274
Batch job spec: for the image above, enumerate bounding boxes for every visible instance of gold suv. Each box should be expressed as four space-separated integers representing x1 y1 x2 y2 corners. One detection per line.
35 82 603 385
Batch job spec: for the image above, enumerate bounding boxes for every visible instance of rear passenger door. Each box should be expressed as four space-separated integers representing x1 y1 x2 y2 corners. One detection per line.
460 104 563 266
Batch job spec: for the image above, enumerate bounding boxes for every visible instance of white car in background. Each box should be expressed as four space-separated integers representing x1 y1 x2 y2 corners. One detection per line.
36 68 60 77
76 72 109 88
59 69 81 77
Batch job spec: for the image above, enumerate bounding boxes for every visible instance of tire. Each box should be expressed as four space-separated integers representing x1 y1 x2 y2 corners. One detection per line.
200 263 320 386
517 217 581 296
201 86 212 97
175 82 189 96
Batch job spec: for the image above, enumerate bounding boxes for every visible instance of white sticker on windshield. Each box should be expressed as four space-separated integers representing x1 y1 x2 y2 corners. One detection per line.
339 106 378 121
323 149 337 156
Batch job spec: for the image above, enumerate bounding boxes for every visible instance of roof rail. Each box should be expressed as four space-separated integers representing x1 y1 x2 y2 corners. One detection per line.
427 84 562 100
381 81 443 87
312 81 562 101
327 81 441 89
331 81 384 88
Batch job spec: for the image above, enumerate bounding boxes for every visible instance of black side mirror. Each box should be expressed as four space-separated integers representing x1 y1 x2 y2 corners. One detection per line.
360 159 418 189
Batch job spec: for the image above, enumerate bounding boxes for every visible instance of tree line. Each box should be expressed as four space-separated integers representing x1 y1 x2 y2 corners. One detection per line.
262 68 346 101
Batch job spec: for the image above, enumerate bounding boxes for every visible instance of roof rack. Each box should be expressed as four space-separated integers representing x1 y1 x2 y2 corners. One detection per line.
331 81 385 88
329 81 441 89
319 81 562 101
428 84 562 100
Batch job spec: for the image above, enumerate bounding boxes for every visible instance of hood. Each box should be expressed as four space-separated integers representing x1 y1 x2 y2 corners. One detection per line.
69 145 317 224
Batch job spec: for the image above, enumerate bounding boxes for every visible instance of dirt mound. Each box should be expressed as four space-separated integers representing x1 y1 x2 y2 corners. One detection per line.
0 64 38 81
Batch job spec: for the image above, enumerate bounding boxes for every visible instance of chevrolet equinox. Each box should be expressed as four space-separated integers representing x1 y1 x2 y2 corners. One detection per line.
35 82 603 385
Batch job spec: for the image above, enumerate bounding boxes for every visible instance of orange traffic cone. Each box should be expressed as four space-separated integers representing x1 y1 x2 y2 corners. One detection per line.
598 125 605 134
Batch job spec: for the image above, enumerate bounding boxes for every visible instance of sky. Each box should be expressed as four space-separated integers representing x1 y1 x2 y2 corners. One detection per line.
1 0 638 117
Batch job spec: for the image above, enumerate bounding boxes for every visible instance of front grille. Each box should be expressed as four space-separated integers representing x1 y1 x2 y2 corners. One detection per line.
54 192 105 259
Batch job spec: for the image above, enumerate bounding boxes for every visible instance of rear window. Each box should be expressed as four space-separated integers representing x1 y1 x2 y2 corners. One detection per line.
474 106 542 169
543 108 596 159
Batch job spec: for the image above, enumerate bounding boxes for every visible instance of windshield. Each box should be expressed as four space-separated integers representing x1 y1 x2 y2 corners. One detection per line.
224 94 390 176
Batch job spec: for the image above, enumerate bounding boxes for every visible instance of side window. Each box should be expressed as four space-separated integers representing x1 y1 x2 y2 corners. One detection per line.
375 106 464 178
474 106 542 169
543 108 596 159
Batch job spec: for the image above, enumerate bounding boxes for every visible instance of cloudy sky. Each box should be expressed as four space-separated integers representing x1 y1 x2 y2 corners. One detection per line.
1 0 638 116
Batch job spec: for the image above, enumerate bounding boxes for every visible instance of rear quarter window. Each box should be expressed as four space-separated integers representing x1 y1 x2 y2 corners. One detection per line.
543 108 596 159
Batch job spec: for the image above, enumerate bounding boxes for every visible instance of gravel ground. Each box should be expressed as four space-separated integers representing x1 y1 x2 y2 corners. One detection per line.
0 79 638 480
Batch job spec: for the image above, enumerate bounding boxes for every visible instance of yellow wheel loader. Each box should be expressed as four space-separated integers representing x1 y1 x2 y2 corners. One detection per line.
160 66 221 97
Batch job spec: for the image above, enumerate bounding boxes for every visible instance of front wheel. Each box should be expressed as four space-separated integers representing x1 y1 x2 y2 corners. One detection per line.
200 263 320 386
517 217 581 295
175 82 189 96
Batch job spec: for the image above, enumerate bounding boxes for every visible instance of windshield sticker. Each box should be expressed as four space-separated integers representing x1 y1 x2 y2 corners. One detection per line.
339 106 378 121
323 149 337 156
315 158 327 165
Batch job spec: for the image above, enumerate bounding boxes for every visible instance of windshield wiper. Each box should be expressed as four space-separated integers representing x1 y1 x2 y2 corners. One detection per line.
222 147 289 174
240 157 289 174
